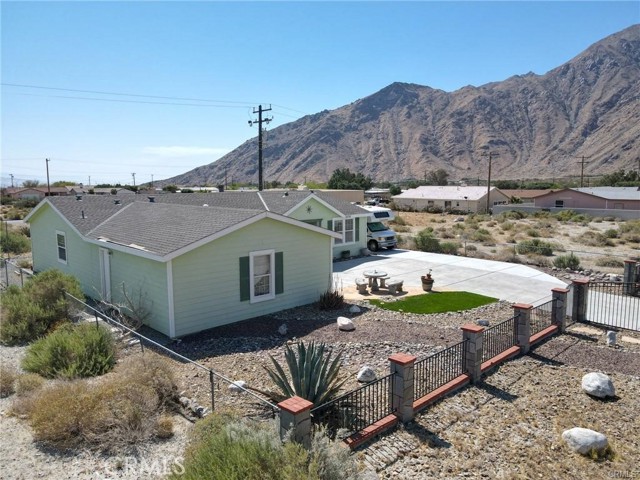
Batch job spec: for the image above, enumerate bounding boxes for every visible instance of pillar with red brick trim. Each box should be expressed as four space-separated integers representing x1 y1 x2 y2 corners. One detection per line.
571 278 590 323
513 303 532 354
551 287 569 332
388 353 416 423
461 325 484 383
278 396 313 448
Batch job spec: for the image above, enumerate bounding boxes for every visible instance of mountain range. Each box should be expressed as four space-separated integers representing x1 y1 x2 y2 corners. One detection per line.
164 25 640 186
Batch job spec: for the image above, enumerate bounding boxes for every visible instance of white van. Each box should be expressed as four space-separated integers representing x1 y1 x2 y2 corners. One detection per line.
359 205 397 252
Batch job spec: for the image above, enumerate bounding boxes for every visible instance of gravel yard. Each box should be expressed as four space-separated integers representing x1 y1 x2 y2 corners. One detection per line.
1 283 639 479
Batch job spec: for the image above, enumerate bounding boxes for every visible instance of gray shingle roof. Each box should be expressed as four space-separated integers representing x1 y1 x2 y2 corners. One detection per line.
45 195 138 235
572 187 640 200
89 203 262 256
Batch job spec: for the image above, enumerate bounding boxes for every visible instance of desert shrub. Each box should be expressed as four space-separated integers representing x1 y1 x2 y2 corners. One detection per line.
0 365 17 397
415 229 441 252
390 215 406 226
22 322 116 379
174 414 361 480
440 241 460 255
318 288 344 310
23 354 178 453
499 210 527 220
465 244 478 252
155 415 175 439
393 225 411 233
575 230 614 247
526 228 540 238
0 230 30 254
595 257 624 268
0 270 84 345
604 228 619 239
468 228 494 243
117 354 177 406
500 221 514 231
553 253 581 270
494 248 521 264
15 373 45 396
527 255 552 267
516 239 554 256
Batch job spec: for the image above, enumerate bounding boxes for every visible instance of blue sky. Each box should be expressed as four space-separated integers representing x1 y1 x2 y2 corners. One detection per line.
1 1 638 187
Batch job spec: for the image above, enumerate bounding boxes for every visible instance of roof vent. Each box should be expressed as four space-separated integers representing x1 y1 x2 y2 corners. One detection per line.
81 210 86 219
75 194 82 201
202 204 209 207
114 199 121 205
148 196 155 203
282 191 288 197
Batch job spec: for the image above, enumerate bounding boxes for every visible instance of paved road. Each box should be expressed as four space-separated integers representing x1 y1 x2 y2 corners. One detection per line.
333 249 567 306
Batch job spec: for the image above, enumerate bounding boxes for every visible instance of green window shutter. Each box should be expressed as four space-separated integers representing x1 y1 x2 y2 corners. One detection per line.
355 217 360 242
275 252 284 294
327 219 333 231
239 256 250 301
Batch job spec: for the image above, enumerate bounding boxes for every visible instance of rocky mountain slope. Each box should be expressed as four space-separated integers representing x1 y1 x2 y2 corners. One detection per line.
166 25 640 186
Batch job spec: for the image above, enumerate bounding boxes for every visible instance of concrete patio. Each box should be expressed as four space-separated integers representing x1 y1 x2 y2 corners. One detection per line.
333 249 568 306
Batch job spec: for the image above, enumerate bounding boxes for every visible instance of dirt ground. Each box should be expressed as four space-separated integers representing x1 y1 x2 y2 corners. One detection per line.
391 211 639 274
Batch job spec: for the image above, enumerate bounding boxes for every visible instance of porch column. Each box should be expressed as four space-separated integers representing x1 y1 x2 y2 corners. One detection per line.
388 353 416 423
513 303 532 354
551 288 569 333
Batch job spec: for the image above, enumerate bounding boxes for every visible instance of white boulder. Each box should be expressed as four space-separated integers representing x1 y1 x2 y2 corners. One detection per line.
562 427 609 455
228 380 247 393
476 319 490 327
337 316 355 331
278 323 288 336
357 366 377 383
582 372 615 398
606 330 617 347
349 305 362 314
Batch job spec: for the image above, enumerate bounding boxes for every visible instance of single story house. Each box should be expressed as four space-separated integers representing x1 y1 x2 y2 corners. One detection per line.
25 191 369 338
533 187 640 210
4 187 70 200
392 186 509 213
500 190 555 204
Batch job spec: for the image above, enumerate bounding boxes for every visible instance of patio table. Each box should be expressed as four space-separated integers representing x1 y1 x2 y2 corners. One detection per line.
363 269 388 292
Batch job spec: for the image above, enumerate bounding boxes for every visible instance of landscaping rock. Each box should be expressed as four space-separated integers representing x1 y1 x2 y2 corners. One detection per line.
476 319 490 327
338 316 355 331
357 366 377 383
562 427 609 455
278 323 288 336
606 331 617 347
228 380 247 393
349 305 362 314
582 372 615 398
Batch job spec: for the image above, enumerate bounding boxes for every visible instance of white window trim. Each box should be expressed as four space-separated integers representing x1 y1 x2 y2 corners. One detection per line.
249 249 275 303
332 217 356 245
56 230 67 264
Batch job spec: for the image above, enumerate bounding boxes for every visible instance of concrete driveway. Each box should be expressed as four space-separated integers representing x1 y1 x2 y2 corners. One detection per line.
333 249 567 306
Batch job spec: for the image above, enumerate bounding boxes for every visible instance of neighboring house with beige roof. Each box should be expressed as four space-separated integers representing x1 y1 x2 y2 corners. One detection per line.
392 186 509 213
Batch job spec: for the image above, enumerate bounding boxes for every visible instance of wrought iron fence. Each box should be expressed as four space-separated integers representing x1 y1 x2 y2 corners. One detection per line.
530 300 554 336
482 316 518 362
63 291 280 415
585 282 640 332
311 373 395 439
0 259 33 290
414 340 467 400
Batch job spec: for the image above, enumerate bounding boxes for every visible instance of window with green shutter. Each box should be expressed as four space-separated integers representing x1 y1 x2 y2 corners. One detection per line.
239 250 284 302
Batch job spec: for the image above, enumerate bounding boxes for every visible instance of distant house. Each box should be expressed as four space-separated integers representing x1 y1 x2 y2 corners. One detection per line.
5 187 69 200
67 186 136 196
533 187 640 210
500 190 555 204
25 191 373 337
392 186 509 213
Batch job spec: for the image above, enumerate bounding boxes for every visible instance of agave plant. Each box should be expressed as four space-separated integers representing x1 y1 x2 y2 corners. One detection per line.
264 341 346 406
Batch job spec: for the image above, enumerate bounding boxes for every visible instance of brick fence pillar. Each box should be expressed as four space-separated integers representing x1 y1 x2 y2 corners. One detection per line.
513 303 532 354
388 353 416 423
623 259 638 295
551 287 569 333
571 278 590 324
278 396 313 448
461 325 484 383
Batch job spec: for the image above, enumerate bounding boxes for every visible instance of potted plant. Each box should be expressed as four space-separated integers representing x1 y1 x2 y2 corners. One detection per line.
421 269 434 291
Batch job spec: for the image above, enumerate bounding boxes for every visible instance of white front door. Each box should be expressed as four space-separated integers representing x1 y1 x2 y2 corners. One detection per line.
99 248 111 301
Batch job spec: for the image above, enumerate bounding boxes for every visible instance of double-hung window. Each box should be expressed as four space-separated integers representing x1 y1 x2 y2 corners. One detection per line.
250 250 275 302
56 231 67 264
331 218 355 244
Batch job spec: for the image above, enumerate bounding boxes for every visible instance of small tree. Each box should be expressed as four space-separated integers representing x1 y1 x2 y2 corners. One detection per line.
415 229 442 252
327 168 372 191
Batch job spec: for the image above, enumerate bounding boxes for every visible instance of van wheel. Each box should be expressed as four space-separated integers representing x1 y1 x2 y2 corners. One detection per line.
367 240 379 252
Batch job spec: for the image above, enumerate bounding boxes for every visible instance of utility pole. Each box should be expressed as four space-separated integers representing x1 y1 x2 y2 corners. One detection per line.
151 174 154 190
576 156 590 188
481 151 499 214
248 105 272 191
88 176 91 187
45 158 51 196
10 174 14 188
131 173 136 187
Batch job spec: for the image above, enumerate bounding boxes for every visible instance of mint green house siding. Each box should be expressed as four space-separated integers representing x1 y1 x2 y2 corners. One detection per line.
171 218 331 337
288 197 368 259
